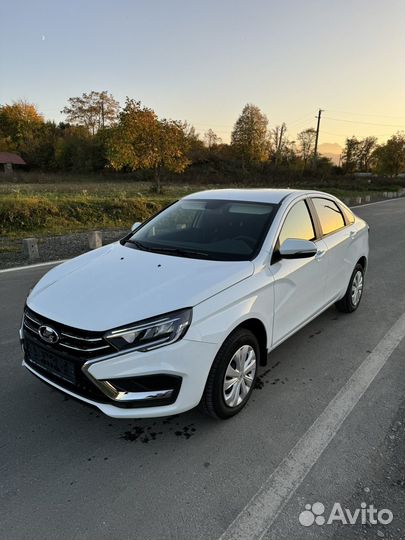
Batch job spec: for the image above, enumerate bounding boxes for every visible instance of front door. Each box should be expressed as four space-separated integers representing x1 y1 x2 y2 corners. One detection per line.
271 199 328 346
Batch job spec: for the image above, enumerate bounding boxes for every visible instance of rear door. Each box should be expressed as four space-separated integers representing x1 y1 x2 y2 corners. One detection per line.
271 198 328 345
309 197 353 303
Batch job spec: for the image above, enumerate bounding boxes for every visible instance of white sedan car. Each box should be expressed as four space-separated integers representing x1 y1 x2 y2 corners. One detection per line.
21 189 369 419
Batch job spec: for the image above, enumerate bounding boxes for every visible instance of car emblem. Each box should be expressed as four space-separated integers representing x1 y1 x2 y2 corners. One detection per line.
38 325 59 344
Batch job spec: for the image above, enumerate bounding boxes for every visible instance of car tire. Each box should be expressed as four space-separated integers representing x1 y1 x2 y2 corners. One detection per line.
335 263 365 313
199 328 259 419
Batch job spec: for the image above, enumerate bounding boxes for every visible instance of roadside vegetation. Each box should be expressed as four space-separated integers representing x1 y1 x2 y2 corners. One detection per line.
0 92 404 237
0 176 403 238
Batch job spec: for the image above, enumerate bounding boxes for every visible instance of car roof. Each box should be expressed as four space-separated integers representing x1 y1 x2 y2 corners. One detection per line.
183 188 315 205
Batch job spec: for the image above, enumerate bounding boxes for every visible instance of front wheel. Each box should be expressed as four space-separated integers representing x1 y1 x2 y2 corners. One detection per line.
199 328 259 419
335 263 365 313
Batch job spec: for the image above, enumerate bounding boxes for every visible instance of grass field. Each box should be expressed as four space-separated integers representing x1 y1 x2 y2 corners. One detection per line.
0 173 403 238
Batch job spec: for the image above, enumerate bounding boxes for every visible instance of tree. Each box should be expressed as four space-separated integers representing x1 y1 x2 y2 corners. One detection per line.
183 123 205 161
0 100 44 153
297 128 316 168
357 136 378 172
372 133 405 176
342 136 359 173
107 99 190 193
270 123 287 165
341 136 378 173
282 139 298 165
54 125 107 172
61 91 119 134
231 104 269 165
204 128 222 149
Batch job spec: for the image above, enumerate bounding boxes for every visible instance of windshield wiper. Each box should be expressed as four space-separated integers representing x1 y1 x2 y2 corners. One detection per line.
125 240 209 259
148 246 210 259
125 239 154 252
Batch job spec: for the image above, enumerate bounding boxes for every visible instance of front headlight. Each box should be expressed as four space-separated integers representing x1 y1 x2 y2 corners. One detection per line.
104 308 192 352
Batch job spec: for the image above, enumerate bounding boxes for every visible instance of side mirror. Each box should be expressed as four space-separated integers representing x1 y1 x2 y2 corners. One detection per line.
279 238 318 259
131 221 142 232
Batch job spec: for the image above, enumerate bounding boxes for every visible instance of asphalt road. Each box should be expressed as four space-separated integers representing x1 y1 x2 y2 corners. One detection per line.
1 198 404 540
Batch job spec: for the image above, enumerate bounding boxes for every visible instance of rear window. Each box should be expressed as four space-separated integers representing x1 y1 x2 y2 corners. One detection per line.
312 198 345 235
340 204 355 225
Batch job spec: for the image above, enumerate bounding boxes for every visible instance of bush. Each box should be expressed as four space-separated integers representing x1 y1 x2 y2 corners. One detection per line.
0 194 174 235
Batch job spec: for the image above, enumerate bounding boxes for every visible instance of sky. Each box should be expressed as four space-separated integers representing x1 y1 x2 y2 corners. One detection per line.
0 0 404 148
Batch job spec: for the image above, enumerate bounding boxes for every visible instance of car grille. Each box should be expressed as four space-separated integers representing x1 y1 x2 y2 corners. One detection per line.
23 307 115 359
23 331 112 403
22 307 181 408
22 307 117 404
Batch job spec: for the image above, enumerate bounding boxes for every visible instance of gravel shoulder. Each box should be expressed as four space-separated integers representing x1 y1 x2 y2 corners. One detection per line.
0 228 128 269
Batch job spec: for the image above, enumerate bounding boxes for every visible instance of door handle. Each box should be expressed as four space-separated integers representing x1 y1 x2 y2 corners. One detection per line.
349 230 357 238
315 249 325 261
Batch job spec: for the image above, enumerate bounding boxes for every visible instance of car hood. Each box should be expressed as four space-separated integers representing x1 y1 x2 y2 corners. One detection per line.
27 242 254 331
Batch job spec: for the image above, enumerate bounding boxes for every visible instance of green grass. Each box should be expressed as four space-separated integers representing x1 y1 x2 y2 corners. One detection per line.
0 176 402 238
0 191 174 237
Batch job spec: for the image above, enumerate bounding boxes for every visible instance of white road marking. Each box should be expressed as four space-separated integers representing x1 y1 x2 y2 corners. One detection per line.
0 260 66 274
351 196 404 209
219 312 405 540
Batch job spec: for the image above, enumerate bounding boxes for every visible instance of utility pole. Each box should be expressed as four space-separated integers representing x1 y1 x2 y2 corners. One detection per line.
276 123 286 166
313 108 323 168
101 100 105 129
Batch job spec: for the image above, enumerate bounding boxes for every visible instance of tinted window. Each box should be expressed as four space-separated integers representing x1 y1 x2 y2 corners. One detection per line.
312 197 345 235
340 204 355 224
125 199 277 261
279 200 315 245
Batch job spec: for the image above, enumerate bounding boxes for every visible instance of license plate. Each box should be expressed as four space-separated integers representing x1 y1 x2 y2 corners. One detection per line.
26 340 77 385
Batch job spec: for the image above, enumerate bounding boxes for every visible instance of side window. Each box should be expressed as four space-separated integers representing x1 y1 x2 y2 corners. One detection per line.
278 200 315 246
340 204 355 225
312 197 345 236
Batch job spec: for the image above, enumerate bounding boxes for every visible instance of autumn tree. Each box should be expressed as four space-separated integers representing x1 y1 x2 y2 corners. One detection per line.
372 133 405 176
297 128 317 168
204 128 222 149
0 100 44 151
107 99 190 193
61 91 119 134
270 123 288 165
53 125 107 172
231 104 269 165
281 139 298 165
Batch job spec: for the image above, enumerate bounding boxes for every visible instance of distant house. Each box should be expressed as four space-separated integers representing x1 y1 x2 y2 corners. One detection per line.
0 152 26 174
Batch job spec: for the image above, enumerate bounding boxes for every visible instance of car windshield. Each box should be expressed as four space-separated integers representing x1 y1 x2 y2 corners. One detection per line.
124 199 277 261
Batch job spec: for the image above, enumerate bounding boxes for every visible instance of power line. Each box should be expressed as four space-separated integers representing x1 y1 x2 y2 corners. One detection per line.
323 116 404 128
322 129 397 138
282 113 314 128
326 109 405 119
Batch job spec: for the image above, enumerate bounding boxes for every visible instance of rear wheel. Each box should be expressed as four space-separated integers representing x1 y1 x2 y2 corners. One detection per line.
335 263 365 313
199 328 259 419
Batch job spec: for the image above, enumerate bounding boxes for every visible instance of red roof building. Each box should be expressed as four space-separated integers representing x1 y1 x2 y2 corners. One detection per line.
0 152 26 165
0 152 26 173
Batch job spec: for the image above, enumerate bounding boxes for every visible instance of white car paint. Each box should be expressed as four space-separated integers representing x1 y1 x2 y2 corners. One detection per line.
21 189 369 418
27 243 254 331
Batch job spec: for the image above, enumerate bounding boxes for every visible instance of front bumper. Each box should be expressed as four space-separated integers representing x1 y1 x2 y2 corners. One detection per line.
22 337 218 418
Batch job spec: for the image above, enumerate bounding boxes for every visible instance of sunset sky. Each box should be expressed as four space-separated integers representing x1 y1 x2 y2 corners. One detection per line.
1 0 404 148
